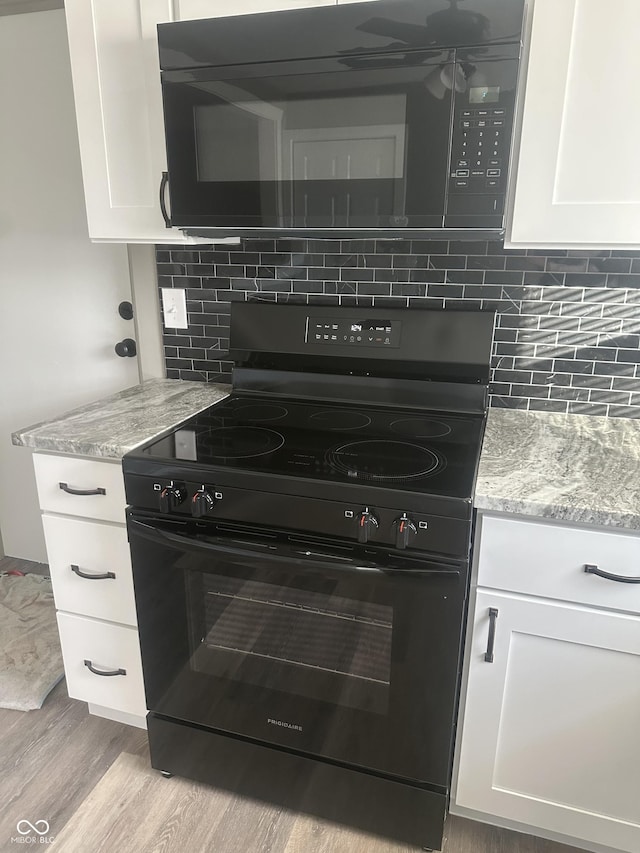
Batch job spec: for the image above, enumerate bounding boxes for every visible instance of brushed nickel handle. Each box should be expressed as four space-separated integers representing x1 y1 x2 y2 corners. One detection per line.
484 607 499 663
59 482 106 496
71 564 116 581
584 563 640 584
84 660 126 677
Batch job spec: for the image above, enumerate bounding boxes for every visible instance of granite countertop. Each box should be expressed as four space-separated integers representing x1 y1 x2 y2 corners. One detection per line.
14 381 640 528
477 408 640 530
12 378 231 459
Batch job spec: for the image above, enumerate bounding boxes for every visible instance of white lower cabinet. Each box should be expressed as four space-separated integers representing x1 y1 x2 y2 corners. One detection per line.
57 613 146 718
35 452 146 729
453 514 640 853
42 515 137 626
33 452 127 523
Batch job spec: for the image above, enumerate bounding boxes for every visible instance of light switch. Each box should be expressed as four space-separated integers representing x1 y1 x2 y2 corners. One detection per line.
161 288 188 329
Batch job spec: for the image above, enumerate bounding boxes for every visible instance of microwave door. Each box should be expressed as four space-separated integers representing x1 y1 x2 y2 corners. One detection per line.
191 80 286 221
161 50 456 233
281 98 408 228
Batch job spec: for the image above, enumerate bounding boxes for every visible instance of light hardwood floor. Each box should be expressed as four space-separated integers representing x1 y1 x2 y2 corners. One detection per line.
0 557 588 853
0 554 49 576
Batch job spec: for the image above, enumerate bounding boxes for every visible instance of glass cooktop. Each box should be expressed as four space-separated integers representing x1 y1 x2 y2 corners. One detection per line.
133 394 485 498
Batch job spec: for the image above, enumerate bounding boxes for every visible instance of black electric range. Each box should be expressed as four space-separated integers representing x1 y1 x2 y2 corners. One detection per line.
123 303 495 851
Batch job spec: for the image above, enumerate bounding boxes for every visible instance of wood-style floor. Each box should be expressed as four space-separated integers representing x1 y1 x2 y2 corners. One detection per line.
0 554 49 576
0 557 588 853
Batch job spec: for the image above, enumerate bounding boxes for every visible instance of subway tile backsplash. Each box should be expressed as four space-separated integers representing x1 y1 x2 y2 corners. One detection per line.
157 239 640 418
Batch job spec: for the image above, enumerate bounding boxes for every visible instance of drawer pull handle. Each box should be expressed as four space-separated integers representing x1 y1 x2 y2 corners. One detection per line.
584 563 640 584
59 482 106 497
84 660 126 677
71 564 116 581
484 607 499 663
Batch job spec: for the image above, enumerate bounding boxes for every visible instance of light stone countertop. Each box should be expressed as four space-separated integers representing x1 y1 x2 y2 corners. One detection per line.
12 378 231 459
477 408 640 530
14 382 640 529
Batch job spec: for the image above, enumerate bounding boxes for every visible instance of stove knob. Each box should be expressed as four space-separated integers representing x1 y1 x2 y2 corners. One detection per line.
394 513 417 550
191 489 216 517
356 508 379 544
158 484 186 513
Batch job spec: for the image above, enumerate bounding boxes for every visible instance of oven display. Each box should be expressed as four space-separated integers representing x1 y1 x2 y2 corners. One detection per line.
308 317 401 348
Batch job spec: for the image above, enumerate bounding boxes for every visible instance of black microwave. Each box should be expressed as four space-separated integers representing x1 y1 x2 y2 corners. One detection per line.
157 0 525 240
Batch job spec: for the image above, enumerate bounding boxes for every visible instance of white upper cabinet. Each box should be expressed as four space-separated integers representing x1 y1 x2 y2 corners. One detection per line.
507 0 640 248
177 0 335 17
64 0 334 243
65 0 181 243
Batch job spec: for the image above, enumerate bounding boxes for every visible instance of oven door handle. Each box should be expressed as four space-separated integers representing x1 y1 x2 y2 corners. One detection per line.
128 517 460 577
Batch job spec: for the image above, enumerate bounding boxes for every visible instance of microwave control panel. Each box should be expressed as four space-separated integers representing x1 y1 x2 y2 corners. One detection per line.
451 106 509 192
447 54 519 219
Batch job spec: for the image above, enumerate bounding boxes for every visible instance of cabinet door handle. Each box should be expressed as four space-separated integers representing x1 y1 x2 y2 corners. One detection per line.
484 607 499 663
159 171 172 228
84 660 126 677
584 563 640 584
59 482 106 497
71 564 116 581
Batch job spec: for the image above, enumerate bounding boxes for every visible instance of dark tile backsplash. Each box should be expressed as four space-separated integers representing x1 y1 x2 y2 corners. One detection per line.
157 239 640 418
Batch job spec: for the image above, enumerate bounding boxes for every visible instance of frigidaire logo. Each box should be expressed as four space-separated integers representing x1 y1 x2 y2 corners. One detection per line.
268 718 303 732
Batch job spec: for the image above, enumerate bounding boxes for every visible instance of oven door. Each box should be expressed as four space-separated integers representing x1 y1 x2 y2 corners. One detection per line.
128 512 468 787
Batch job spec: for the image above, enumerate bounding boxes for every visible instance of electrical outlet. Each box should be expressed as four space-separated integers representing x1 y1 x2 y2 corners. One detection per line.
161 288 188 329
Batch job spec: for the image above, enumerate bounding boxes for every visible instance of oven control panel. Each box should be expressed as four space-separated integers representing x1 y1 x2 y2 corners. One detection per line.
153 479 221 518
349 507 419 550
125 473 471 558
306 317 401 348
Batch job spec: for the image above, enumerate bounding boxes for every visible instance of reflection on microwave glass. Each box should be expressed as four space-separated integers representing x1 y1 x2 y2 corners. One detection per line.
194 92 408 184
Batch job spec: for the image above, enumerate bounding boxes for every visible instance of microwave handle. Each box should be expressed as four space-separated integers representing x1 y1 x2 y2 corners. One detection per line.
128 516 459 577
159 171 172 228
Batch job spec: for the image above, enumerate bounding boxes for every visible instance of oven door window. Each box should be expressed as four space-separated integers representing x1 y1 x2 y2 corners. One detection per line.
191 571 392 715
162 50 454 229
129 516 465 785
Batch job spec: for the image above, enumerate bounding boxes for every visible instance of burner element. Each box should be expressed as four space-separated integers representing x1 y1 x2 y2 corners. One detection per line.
327 440 442 481
202 427 285 459
309 410 372 431
390 418 452 439
229 404 289 422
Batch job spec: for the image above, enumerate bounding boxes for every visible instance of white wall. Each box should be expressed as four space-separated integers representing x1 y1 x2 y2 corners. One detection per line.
0 10 137 561
128 245 165 382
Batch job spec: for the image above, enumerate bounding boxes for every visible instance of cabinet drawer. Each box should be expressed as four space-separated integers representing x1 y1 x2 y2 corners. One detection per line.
478 515 640 614
57 613 146 716
34 453 126 523
42 515 136 626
